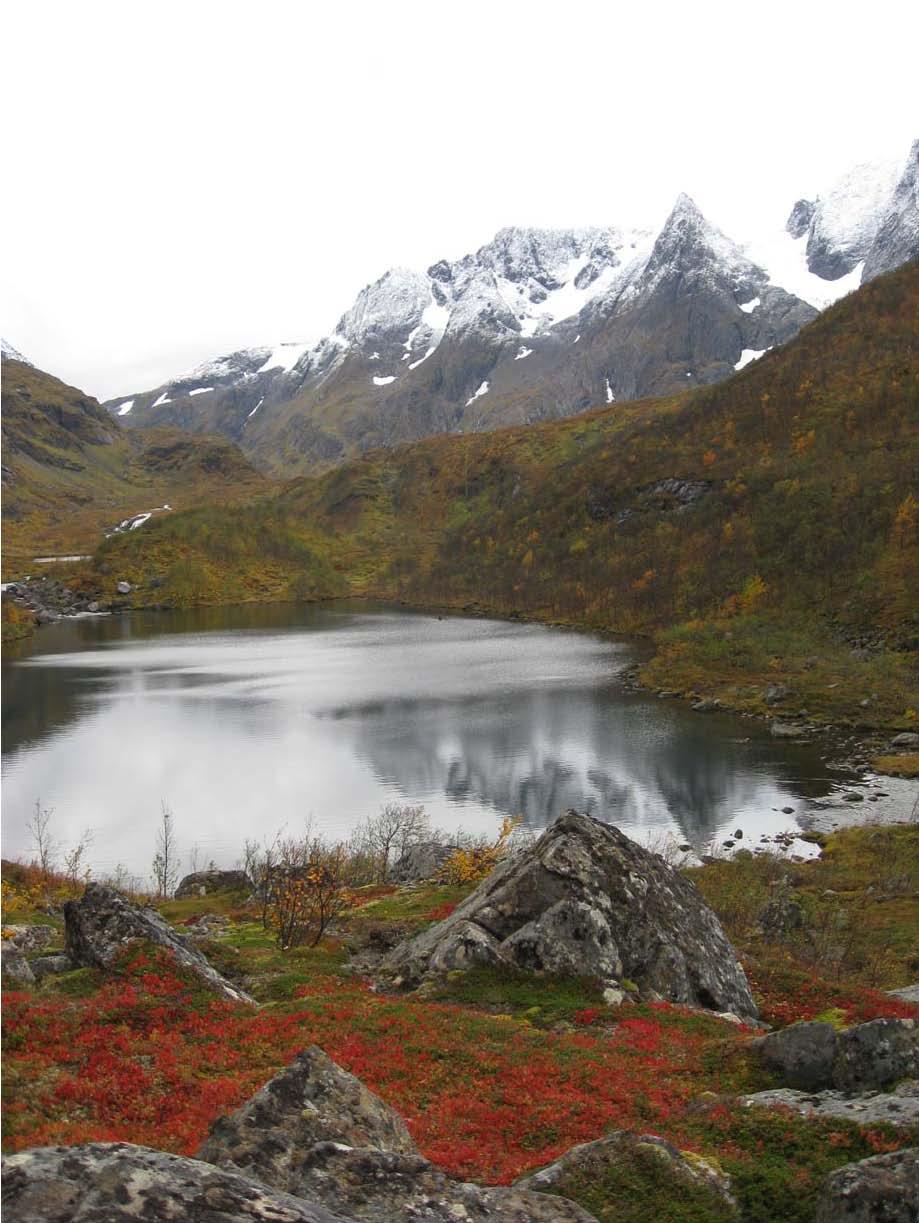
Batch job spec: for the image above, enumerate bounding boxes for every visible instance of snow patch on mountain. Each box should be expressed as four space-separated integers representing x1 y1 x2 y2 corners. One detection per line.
734 348 769 371
189 387 214 396
152 391 172 407
466 380 489 406
257 342 310 374
745 230 865 309
117 401 134 416
739 296 760 313
372 374 396 387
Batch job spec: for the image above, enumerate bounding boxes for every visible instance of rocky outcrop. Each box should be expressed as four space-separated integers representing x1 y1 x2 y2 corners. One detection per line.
376 811 758 1019
815 1147 919 1223
744 1081 919 1129
1 1143 354 1223
64 883 255 1006
199 1046 419 1186
284 1144 598 1223
200 1048 598 1222
751 1018 918 1092
515 1131 736 1218
175 869 251 899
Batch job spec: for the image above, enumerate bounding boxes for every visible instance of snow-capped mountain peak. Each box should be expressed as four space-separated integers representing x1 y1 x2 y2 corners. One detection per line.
1 338 30 364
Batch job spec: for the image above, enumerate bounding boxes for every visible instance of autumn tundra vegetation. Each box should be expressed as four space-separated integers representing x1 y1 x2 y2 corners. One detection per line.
2 794 918 1220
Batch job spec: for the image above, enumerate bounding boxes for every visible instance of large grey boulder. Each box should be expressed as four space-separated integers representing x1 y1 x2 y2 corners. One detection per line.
515 1131 736 1220
1 1143 354 1222
175 869 251 899
64 883 255 1006
199 1046 419 1187
750 1021 841 1090
199 1049 598 1222
376 811 758 1019
277 1144 599 1222
751 1018 918 1092
815 1147 919 1223
835 1019 919 1093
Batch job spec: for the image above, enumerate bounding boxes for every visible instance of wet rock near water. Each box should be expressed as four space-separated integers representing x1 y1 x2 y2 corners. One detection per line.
64 883 256 1006
3 578 108 623
1 1143 354 1223
175 869 252 899
376 811 759 1019
815 1147 919 1223
515 1130 736 1217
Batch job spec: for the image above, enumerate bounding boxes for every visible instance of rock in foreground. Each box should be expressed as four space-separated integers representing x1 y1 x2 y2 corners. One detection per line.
277 1144 599 1222
377 811 758 1018
199 1048 598 1221
199 1046 419 1186
751 1018 918 1091
815 1148 919 1223
743 1081 919 1128
64 883 255 1006
515 1131 737 1221
1 1143 354 1222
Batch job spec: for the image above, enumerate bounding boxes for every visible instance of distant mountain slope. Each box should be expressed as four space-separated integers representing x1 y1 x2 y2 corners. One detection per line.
94 262 919 731
104 142 916 480
1 355 268 573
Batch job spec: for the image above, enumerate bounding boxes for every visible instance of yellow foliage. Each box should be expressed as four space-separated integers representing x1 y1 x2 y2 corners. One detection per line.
437 816 521 886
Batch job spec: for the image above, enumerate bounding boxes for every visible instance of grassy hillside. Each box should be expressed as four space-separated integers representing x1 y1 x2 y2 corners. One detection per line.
1 359 270 574
80 263 919 726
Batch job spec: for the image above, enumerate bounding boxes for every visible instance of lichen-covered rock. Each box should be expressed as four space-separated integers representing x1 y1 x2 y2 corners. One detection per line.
743 1081 919 1128
30 953 74 979
279 1144 599 1222
64 883 255 1006
835 1019 919 1093
751 1018 918 1092
377 811 757 1018
175 869 251 899
1 1143 354 1222
2 923 56 953
1 945 35 985
515 1131 736 1220
750 1021 840 1090
815 1147 919 1223
199 1047 419 1190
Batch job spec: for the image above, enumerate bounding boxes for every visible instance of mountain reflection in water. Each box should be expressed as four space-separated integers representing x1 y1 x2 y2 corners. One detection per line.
2 603 840 877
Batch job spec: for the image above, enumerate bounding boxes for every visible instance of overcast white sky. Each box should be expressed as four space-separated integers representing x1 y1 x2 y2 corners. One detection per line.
3 0 917 401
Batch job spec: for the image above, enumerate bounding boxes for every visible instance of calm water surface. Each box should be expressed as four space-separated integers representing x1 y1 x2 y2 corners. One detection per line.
2 603 853 879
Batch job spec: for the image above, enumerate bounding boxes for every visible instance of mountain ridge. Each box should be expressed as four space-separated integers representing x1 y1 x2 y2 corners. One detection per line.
103 144 917 478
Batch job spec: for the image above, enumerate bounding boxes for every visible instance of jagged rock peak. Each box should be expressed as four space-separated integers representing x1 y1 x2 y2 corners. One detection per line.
864 139 919 282
786 199 816 239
